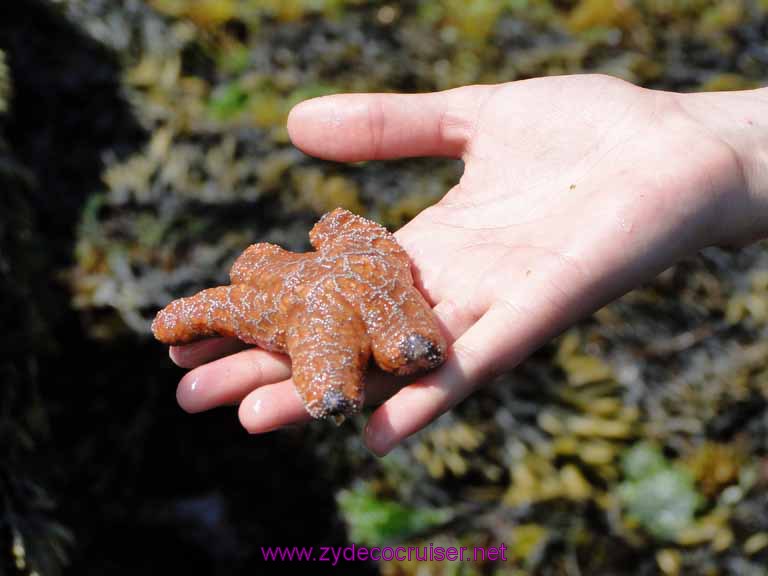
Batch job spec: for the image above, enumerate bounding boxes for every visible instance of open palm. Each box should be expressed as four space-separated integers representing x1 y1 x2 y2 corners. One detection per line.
170 74 751 455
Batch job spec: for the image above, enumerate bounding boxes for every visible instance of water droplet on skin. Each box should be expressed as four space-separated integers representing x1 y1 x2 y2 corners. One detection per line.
619 216 633 233
190 377 199 392
252 398 263 414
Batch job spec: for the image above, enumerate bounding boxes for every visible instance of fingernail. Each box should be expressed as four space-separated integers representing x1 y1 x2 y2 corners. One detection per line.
243 421 282 435
244 425 281 435
291 97 344 128
176 376 203 413
170 345 195 368
364 423 392 457
239 397 277 434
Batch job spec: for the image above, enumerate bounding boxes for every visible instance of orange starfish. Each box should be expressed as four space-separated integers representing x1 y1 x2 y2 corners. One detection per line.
152 208 446 420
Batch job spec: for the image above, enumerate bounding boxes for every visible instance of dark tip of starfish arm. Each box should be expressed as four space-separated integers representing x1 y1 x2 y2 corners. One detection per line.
401 333 444 370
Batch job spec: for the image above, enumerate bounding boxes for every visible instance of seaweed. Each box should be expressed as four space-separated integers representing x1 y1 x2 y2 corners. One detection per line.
4 0 768 574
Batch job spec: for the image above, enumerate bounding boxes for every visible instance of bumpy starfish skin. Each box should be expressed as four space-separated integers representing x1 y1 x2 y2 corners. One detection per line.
152 208 446 420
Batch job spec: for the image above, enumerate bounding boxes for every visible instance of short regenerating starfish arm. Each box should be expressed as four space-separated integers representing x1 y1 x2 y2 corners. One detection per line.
151 284 287 351
309 208 411 267
286 287 371 419
229 243 306 288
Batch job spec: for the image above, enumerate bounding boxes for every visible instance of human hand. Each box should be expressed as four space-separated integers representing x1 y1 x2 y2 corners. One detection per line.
170 74 768 455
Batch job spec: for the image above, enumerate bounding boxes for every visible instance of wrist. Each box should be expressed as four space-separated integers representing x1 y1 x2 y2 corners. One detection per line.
674 87 768 246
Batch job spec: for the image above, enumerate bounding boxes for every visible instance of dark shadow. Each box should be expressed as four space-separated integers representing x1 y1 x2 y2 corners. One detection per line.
0 2 373 574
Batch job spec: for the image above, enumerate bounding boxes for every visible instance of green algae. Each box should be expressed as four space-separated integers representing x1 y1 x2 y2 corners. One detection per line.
338 483 452 546
619 443 702 540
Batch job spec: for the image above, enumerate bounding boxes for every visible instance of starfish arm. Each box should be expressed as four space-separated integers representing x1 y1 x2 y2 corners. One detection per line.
366 281 446 375
152 284 287 351
286 288 371 420
229 243 305 288
309 209 408 265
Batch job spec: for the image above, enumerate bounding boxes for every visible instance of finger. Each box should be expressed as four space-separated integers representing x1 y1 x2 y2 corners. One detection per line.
364 300 544 456
176 347 292 413
239 372 406 433
431 297 483 343
238 380 311 432
169 337 250 369
287 85 496 162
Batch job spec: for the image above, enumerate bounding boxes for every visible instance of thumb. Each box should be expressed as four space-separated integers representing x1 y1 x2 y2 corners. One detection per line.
286 85 496 162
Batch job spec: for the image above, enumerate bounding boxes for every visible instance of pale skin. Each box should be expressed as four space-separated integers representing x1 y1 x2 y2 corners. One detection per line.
168 74 768 456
